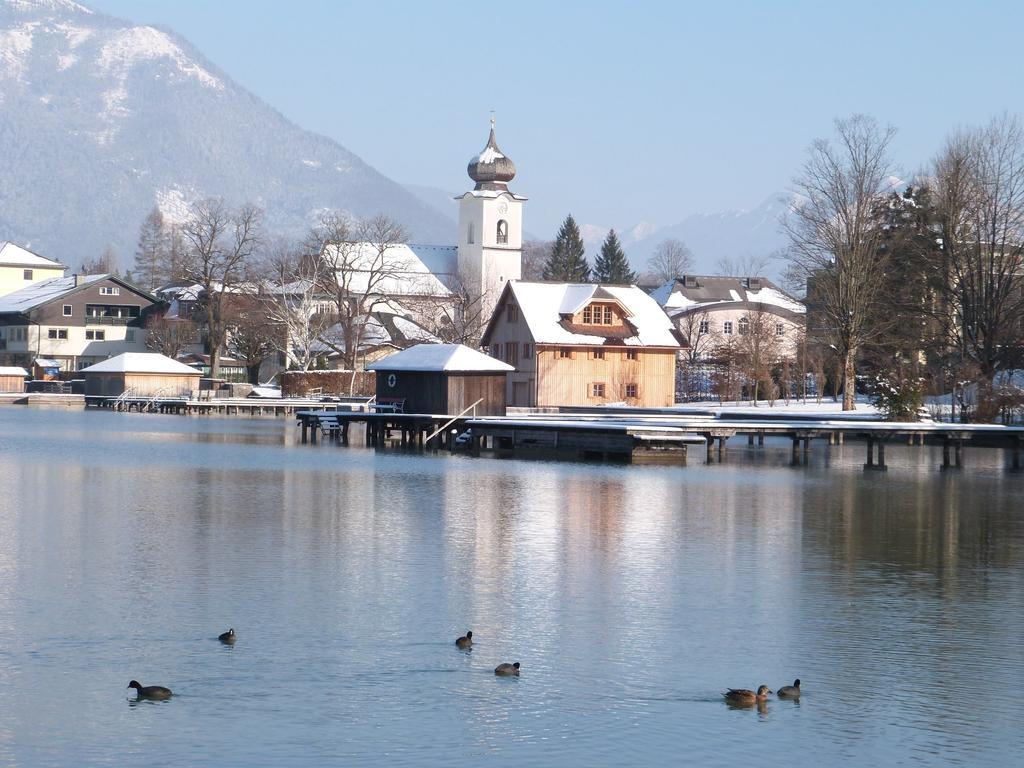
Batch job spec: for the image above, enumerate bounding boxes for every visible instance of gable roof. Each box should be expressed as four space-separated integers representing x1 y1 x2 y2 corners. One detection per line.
652 275 805 317
483 281 681 348
0 366 28 376
0 242 66 269
366 343 514 372
80 353 201 375
0 274 159 314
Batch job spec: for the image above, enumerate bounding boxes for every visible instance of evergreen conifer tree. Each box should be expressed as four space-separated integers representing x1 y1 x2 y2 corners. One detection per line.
542 214 590 282
593 229 637 284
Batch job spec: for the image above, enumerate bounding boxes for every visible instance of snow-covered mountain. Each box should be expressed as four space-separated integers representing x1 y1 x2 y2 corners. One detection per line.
0 0 452 270
582 194 793 277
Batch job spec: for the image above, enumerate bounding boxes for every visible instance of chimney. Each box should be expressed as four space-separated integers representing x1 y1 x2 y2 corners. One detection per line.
73 273 82 287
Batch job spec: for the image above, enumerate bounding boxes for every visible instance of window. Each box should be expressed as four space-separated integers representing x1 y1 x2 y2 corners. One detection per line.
506 302 518 322
582 304 613 325
23 269 32 280
505 341 519 367
85 330 106 341
625 383 638 398
99 286 120 296
63 304 72 316
496 219 508 244
126 329 135 342
593 349 605 360
467 222 475 244
626 349 638 361
776 323 785 337
558 348 572 359
699 320 709 335
738 317 749 335
47 329 68 340
723 321 733 335
522 343 531 359
591 382 605 398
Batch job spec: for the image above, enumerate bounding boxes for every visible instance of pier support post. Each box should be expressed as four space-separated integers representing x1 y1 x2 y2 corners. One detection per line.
791 435 800 465
717 436 726 459
864 436 875 470
955 439 963 469
301 421 308 444
758 432 764 446
342 423 349 446
748 433 755 447
802 436 811 461
837 432 844 446
876 440 887 470
704 435 714 463
942 438 951 469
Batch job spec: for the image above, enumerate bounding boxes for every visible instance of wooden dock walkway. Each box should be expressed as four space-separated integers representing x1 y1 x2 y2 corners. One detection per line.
296 407 1024 470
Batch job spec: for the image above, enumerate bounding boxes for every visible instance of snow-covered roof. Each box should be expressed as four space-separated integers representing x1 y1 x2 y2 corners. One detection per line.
322 242 456 297
0 242 65 269
0 366 29 376
367 344 514 373
315 311 440 355
0 275 104 313
80 352 202 375
654 276 805 316
34 358 60 368
493 282 680 348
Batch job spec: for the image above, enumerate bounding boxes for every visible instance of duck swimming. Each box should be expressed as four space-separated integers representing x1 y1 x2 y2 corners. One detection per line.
723 685 771 704
494 662 520 676
455 631 473 649
128 680 172 700
219 628 236 644
777 679 801 698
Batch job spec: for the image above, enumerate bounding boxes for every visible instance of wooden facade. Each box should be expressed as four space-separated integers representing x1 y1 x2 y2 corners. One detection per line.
0 368 27 393
482 282 682 408
84 370 201 398
532 345 676 407
375 370 506 416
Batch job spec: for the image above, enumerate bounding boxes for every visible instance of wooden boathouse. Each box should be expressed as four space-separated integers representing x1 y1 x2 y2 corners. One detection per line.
365 343 513 417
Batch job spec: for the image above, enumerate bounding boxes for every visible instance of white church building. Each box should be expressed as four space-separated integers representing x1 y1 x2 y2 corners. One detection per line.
322 119 525 348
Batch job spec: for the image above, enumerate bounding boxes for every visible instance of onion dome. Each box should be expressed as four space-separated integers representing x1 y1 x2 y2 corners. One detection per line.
467 117 516 191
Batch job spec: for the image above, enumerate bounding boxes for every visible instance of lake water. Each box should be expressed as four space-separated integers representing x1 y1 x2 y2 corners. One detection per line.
0 408 1022 767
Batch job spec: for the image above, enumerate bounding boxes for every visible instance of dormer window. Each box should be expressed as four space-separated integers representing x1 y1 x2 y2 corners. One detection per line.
581 304 615 325
496 219 508 244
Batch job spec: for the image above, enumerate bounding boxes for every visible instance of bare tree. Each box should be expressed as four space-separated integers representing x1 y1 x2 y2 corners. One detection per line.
783 114 898 410
260 237 334 372
672 309 716 400
80 245 119 276
646 238 694 283
931 115 1024 417
229 300 280 384
309 212 411 369
733 307 785 405
715 253 772 277
144 313 198 358
181 198 262 378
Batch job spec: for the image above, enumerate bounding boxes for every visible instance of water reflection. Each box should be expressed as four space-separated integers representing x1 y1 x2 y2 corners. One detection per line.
0 409 1021 767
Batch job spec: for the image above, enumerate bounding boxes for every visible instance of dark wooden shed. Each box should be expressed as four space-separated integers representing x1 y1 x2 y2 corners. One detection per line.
366 344 513 416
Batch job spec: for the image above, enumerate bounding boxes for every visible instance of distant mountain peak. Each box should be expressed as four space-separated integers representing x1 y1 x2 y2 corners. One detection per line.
0 0 452 268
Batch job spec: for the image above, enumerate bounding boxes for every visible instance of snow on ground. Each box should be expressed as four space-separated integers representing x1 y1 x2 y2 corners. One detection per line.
674 397 884 419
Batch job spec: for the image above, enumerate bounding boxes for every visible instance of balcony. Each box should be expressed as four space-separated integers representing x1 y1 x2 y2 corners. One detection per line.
85 316 130 326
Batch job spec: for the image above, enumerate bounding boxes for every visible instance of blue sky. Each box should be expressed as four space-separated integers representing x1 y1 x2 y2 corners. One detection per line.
87 0 1024 238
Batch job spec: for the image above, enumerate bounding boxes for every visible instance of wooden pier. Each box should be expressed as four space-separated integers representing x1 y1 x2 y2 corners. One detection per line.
294 406 1024 471
89 395 368 417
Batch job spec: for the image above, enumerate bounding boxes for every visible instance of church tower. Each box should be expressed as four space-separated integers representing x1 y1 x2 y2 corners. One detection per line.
457 118 526 322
